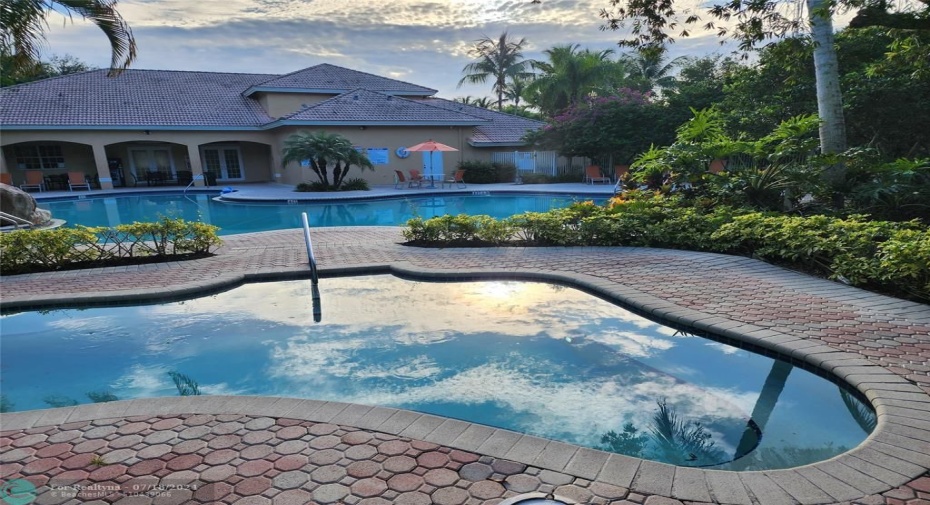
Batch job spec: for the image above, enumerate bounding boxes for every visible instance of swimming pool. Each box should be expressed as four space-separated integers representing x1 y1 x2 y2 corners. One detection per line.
0 275 873 471
39 193 601 235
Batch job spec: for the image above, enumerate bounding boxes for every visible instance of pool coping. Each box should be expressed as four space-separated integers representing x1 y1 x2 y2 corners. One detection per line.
2 252 929 504
30 181 617 204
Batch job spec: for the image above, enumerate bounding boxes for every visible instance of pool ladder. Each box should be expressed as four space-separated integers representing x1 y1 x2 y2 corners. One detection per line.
301 212 323 323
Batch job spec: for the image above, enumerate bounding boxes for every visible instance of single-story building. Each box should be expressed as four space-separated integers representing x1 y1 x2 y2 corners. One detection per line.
0 63 545 189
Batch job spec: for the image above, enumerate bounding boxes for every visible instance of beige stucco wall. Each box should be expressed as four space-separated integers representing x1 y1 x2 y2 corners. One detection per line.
256 92 338 119
1 130 278 187
273 125 493 186
0 128 519 188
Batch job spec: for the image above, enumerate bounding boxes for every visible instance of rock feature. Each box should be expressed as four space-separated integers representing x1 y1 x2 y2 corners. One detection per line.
0 183 52 226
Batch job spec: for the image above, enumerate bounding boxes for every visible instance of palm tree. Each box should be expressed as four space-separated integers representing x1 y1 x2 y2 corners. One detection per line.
504 75 531 108
524 44 620 115
458 31 535 111
623 47 685 93
453 95 494 109
281 131 373 189
0 0 136 77
807 0 847 185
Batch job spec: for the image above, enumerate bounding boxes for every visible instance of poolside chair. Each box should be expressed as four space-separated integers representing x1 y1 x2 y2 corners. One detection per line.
0 173 11 185
394 170 421 189
584 165 610 185
614 165 630 182
20 170 45 192
68 171 91 191
409 169 425 188
442 169 466 189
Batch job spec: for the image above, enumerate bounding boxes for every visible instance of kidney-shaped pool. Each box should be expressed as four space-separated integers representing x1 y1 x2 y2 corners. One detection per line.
0 275 874 470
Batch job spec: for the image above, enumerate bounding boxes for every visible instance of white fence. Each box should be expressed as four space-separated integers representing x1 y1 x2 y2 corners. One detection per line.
490 151 588 177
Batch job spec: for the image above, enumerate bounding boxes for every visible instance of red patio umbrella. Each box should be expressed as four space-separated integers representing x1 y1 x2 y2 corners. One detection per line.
405 139 458 186
405 139 459 152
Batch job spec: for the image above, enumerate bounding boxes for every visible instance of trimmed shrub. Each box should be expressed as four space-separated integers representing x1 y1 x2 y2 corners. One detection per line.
0 218 222 275
340 178 370 191
457 161 517 184
402 198 929 302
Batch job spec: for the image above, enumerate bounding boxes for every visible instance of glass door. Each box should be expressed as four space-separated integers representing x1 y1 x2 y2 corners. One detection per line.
201 146 244 181
129 148 174 179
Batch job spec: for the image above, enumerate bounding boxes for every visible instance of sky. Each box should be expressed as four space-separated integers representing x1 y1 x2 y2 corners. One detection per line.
40 0 739 99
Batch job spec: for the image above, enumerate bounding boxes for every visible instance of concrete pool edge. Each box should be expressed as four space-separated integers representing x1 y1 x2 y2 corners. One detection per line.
2 253 929 503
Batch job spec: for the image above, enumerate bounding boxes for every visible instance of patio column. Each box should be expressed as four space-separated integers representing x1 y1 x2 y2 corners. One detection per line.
270 148 284 183
186 144 205 187
91 144 114 190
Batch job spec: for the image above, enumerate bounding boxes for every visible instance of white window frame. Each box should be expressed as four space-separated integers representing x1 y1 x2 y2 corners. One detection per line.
199 145 245 181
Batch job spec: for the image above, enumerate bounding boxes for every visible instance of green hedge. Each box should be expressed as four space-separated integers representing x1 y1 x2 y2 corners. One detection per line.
1 217 222 274
403 199 930 302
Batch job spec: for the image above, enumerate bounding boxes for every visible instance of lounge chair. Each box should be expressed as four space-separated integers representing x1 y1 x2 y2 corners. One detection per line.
0 173 11 185
68 171 91 191
394 170 421 189
442 169 466 189
20 170 45 192
584 165 610 185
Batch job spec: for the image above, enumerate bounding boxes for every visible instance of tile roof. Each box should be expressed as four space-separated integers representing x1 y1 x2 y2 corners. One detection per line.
0 69 275 128
280 89 488 125
415 98 546 145
248 64 437 96
0 65 538 146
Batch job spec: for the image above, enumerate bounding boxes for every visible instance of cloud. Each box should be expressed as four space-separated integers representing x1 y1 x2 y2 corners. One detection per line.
38 0 724 98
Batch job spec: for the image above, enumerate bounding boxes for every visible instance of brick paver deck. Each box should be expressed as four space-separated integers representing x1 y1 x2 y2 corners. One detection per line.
2 227 929 505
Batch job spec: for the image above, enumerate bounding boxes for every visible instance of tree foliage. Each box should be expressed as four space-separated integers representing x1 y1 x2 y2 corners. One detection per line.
458 32 535 111
0 53 93 86
0 0 136 77
526 89 673 164
719 27 930 157
281 131 374 190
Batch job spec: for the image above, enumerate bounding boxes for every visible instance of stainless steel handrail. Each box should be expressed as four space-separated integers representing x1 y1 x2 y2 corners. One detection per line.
301 212 322 322
0 211 34 229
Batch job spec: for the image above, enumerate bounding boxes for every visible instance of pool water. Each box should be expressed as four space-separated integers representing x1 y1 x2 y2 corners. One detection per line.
0 276 873 470
39 193 599 235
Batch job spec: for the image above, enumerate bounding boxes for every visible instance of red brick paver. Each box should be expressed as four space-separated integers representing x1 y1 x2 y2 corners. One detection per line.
2 226 929 504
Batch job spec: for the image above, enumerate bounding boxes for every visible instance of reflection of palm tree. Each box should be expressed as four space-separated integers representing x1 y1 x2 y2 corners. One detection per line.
599 399 727 466
735 360 792 459
168 371 201 396
840 388 876 433
649 399 726 466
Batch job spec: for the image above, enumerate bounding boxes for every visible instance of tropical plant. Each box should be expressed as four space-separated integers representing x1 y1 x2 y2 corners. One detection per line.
458 31 535 111
0 0 136 77
597 0 893 185
621 47 686 93
524 44 620 115
281 131 374 190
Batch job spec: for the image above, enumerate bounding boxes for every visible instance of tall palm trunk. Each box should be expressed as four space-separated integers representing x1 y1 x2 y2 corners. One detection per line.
807 0 847 185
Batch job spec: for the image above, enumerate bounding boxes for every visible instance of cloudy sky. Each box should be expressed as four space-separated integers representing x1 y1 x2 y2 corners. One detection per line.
41 0 738 99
